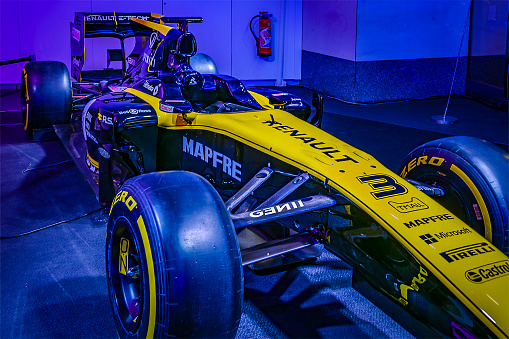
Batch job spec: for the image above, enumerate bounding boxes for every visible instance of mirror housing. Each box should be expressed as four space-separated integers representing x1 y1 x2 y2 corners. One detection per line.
269 93 292 108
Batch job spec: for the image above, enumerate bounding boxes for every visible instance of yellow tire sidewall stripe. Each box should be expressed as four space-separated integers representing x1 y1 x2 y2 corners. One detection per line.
136 215 156 339
87 152 99 168
23 72 29 131
24 103 29 131
450 163 492 242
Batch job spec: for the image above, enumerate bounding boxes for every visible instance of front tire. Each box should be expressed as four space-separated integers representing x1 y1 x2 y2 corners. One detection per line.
21 61 71 136
399 136 508 253
106 171 243 338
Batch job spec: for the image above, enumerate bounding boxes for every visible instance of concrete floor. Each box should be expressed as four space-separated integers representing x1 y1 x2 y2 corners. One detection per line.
0 87 507 338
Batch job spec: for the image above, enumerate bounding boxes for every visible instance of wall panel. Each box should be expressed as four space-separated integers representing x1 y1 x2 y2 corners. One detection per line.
1 0 302 83
356 0 471 61
302 0 356 61
0 0 23 83
163 0 233 75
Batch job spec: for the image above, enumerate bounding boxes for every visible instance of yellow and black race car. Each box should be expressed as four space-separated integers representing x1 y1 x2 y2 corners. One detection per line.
21 13 508 339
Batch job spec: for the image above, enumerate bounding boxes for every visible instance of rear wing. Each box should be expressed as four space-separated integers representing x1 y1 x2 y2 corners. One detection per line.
71 12 162 81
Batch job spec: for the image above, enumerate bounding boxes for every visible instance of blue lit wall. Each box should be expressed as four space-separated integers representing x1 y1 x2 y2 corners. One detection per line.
0 0 161 83
1 0 506 103
301 0 481 103
163 0 303 84
0 0 303 85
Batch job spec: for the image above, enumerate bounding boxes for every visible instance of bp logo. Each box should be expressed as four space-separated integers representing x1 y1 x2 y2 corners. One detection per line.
465 260 509 283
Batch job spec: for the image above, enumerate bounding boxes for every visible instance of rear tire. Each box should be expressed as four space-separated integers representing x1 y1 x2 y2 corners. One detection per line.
20 61 72 136
398 136 509 253
106 171 243 338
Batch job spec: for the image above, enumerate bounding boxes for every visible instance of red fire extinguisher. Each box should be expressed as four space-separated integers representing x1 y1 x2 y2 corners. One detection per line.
250 12 272 57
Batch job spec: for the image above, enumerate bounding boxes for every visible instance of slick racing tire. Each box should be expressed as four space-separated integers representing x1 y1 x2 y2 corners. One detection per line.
398 136 509 253
21 61 71 136
106 171 243 338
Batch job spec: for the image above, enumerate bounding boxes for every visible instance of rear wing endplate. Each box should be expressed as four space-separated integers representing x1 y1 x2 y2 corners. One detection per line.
71 12 162 81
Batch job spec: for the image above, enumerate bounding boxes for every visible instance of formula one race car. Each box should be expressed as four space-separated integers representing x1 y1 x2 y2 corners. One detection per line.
21 12 509 339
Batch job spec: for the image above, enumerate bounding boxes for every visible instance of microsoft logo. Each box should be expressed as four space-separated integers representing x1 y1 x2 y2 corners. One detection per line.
419 234 438 245
419 227 473 247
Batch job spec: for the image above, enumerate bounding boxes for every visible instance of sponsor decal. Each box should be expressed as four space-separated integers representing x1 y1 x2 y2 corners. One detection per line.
465 260 509 283
419 234 438 245
84 15 149 22
119 238 129 275
117 108 152 115
165 99 187 103
143 81 161 96
98 147 110 159
262 114 359 164
183 136 242 182
148 31 160 49
85 130 98 144
82 99 97 142
434 227 472 239
389 197 429 213
159 103 174 113
473 204 483 220
108 85 127 92
98 112 113 125
249 200 305 218
419 227 472 245
143 52 156 68
396 266 428 306
127 57 137 66
403 213 454 228
112 190 138 211
104 97 136 103
440 242 495 263
399 156 445 177
358 174 407 199
72 27 80 41
84 112 91 137
271 92 299 103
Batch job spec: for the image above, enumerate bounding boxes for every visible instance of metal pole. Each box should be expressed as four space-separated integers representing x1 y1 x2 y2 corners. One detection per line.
431 0 473 125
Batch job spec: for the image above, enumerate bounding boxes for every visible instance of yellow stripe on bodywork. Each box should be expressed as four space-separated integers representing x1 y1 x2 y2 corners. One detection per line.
150 12 164 24
130 17 172 36
248 90 274 109
137 215 156 339
450 164 492 241
124 88 193 127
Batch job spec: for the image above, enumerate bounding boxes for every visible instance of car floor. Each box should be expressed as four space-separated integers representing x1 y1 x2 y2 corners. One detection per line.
0 87 507 338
